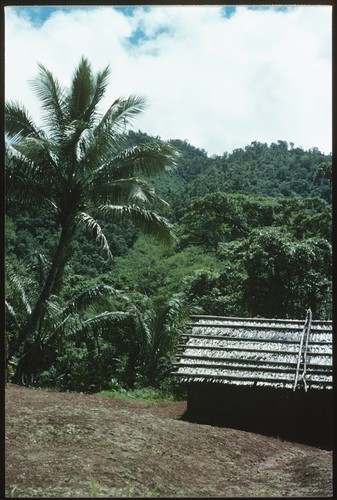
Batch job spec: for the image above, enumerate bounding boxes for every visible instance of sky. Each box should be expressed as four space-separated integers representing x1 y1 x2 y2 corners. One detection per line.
4 5 332 156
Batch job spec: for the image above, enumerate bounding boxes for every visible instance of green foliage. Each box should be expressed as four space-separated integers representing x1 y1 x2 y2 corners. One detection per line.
6 248 136 388
150 138 332 215
313 160 332 186
36 332 119 393
5 70 332 393
179 193 276 250
134 294 189 387
179 193 331 251
182 249 246 316
6 58 179 384
97 386 175 404
182 227 331 320
280 197 331 241
241 228 332 319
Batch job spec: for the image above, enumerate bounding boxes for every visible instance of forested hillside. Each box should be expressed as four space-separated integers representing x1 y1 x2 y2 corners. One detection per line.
131 131 332 211
6 126 332 394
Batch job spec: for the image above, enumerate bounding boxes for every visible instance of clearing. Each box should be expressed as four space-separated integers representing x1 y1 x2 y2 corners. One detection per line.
5 383 333 497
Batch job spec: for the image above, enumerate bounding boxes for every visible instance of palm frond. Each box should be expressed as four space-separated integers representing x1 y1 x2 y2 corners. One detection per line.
15 137 61 178
5 299 17 320
8 274 32 315
5 141 33 168
84 64 111 124
29 63 67 131
60 120 102 179
71 123 115 179
95 94 149 136
105 142 179 179
6 170 52 208
6 137 51 174
76 212 113 259
59 119 86 150
75 127 95 163
39 313 73 344
5 101 45 140
28 253 50 287
39 296 70 343
164 296 186 327
62 284 127 315
6 128 67 194
44 296 64 318
148 308 173 355
100 204 176 247
79 311 133 336
125 302 153 345
115 177 169 205
5 144 56 208
90 177 169 207
90 140 179 206
67 56 94 121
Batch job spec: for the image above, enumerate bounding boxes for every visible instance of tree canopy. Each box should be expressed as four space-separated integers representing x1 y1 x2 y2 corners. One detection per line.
5 57 179 383
5 62 332 393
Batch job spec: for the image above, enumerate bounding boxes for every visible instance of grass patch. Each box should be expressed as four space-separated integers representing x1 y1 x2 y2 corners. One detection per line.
25 382 182 403
96 387 175 404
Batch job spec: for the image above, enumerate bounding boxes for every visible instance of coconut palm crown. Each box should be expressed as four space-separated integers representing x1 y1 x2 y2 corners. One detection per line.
5 57 179 368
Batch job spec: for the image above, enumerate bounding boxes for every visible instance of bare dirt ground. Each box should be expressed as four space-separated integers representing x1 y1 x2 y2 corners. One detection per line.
5 383 333 498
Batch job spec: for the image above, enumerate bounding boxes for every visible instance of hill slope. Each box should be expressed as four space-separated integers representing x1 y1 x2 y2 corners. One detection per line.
5 384 332 497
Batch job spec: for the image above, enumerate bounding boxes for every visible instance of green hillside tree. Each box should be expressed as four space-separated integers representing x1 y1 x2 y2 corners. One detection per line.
241 228 332 319
5 57 179 382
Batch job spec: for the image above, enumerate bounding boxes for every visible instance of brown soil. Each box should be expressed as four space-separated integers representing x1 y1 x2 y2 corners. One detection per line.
5 383 333 497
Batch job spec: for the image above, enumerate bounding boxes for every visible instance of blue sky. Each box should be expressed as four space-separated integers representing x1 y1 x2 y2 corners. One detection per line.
9 5 291 31
5 5 332 155
11 6 71 25
15 6 235 45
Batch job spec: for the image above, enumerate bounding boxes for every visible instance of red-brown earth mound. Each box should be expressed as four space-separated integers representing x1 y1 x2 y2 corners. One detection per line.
5 384 333 497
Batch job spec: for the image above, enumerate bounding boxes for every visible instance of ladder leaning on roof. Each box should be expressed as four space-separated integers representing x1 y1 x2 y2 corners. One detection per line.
293 308 312 392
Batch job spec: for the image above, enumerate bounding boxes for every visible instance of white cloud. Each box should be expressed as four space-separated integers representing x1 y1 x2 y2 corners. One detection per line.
5 5 332 155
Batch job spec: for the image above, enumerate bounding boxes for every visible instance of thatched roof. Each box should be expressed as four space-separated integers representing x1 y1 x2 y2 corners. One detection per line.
173 312 332 391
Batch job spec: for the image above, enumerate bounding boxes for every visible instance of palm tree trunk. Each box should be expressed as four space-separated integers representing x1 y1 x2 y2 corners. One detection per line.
12 223 75 383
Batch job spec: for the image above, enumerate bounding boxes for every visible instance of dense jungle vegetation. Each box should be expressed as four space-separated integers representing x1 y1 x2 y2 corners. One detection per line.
5 59 332 396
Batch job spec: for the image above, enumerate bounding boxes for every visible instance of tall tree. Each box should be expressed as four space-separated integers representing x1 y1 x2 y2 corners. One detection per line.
5 57 179 382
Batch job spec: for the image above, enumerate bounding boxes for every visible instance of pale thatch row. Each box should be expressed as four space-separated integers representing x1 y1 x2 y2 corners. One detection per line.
188 328 331 342
181 341 331 355
173 314 332 390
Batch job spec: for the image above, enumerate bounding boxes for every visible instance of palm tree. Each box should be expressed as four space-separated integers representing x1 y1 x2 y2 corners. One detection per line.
132 295 188 387
5 255 135 385
5 57 179 381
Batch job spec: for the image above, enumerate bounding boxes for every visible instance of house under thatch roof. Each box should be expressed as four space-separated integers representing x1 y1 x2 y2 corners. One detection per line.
173 311 333 448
